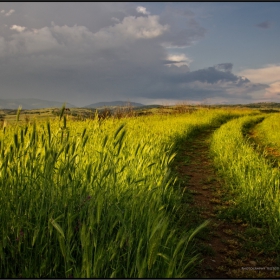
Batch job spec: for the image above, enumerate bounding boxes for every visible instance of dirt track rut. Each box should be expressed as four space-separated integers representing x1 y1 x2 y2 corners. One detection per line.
176 126 280 278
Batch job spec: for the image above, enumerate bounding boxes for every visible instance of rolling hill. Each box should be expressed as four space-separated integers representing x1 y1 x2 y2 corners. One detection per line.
83 101 144 108
0 98 76 110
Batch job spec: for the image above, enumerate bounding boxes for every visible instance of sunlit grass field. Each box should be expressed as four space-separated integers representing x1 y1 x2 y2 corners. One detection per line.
252 112 280 153
210 115 280 245
0 108 232 277
1 106 277 277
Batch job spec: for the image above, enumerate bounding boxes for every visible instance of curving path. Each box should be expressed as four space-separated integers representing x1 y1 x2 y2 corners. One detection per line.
175 125 280 278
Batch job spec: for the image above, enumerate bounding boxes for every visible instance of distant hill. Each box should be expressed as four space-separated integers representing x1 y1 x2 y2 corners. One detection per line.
84 101 144 108
0 98 76 109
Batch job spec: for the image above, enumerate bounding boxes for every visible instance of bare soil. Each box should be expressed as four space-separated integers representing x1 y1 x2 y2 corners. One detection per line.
176 127 280 278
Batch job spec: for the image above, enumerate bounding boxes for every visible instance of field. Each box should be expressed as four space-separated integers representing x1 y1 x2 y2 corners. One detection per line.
0 104 280 278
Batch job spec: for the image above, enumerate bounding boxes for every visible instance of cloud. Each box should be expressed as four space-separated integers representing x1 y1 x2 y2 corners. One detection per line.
214 63 233 72
0 19 268 105
136 6 150 15
238 64 280 101
238 64 280 84
0 19 169 103
2 9 15 16
165 53 192 67
0 14 168 57
264 82 280 98
142 65 267 101
174 66 246 85
256 21 272 29
6 9 15 16
10 25 26 32
140 79 261 102
159 7 206 48
96 15 169 40
0 3 270 106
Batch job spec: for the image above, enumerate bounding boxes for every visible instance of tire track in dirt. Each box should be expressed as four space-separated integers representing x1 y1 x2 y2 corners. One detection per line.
176 126 280 278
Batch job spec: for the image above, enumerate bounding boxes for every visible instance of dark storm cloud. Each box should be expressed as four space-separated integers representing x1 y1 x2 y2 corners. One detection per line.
162 65 249 85
139 78 259 101
141 65 267 101
256 21 272 29
184 67 240 84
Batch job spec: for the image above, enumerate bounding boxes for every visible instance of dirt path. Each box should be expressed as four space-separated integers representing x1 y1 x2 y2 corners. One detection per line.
176 126 280 278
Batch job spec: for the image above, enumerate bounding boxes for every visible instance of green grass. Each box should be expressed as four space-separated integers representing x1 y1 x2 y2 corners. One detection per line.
210 114 280 253
0 107 253 277
252 113 280 153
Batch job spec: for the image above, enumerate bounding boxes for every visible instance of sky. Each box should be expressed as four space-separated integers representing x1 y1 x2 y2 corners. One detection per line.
0 2 279 106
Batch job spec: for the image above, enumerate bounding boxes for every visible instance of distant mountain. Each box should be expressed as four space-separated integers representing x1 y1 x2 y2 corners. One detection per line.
84 101 144 108
0 98 76 109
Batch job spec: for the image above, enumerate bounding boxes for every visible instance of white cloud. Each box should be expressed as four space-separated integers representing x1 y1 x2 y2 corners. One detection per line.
136 6 150 15
5 9 15 16
264 82 280 98
96 15 169 41
166 53 192 67
1 19 162 60
1 10 5 14
10 25 26 32
238 64 280 84
238 64 280 100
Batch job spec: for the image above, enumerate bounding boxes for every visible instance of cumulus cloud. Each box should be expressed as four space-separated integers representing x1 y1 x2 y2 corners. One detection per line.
256 21 272 29
96 15 169 40
10 25 26 32
136 6 150 15
0 14 169 57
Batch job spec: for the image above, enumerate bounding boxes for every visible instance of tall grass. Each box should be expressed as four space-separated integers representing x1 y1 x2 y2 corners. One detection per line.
0 108 253 277
252 112 280 151
210 115 280 245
